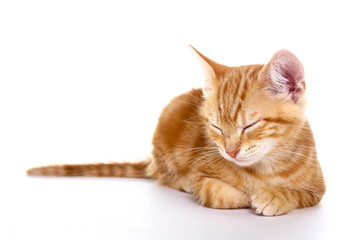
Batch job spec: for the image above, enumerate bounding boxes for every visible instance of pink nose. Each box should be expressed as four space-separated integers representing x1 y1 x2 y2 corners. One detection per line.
226 148 240 158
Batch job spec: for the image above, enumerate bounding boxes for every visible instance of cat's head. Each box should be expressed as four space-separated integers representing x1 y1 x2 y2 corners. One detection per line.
191 46 307 167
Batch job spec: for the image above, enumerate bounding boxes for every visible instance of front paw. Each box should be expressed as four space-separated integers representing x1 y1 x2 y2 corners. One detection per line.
251 188 293 216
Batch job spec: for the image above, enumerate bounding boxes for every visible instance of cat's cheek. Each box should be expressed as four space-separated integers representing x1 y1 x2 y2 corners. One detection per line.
237 141 272 164
207 128 222 139
259 139 276 156
207 129 226 149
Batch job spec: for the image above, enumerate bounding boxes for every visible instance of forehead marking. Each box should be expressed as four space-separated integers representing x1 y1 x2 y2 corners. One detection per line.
219 80 232 123
233 78 249 122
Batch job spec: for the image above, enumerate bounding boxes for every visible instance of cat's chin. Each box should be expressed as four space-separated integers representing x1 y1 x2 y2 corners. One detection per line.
219 151 259 167
233 158 259 167
231 158 260 167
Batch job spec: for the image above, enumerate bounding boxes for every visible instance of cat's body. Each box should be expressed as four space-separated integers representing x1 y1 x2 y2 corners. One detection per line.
27 47 325 216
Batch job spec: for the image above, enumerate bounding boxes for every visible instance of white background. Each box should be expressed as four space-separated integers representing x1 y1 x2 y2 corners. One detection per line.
1 0 359 239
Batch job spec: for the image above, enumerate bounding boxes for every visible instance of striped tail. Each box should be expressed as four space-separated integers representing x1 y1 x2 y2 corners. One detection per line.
27 161 150 178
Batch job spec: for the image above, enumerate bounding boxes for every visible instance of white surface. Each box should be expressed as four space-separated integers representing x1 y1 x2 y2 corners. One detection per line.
0 176 355 240
1 0 360 239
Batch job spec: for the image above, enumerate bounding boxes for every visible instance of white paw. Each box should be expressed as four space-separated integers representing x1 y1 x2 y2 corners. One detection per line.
251 188 292 216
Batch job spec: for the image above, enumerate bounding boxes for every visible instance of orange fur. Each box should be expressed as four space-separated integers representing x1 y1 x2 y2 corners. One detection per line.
27 162 149 178
27 47 325 216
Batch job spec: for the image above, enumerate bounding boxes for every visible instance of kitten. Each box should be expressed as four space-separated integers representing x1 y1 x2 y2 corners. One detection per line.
27 46 326 216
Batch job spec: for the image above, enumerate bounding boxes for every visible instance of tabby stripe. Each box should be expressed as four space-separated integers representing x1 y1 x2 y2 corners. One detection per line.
240 77 248 101
27 162 149 178
216 83 223 119
263 117 293 125
220 80 231 121
233 82 247 122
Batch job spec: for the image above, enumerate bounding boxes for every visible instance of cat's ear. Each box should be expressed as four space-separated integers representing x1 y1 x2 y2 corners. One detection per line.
260 49 305 103
190 45 226 95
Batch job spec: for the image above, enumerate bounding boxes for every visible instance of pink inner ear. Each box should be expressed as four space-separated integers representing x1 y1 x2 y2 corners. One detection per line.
204 79 212 93
268 50 305 103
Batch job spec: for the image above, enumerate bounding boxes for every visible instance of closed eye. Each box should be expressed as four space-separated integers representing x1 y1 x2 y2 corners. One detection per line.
210 123 224 135
243 119 262 132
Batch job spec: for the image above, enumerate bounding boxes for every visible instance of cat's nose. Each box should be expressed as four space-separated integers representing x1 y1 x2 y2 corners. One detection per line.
225 148 240 158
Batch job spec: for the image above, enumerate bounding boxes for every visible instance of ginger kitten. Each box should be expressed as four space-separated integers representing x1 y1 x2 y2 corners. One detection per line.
27 46 325 216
